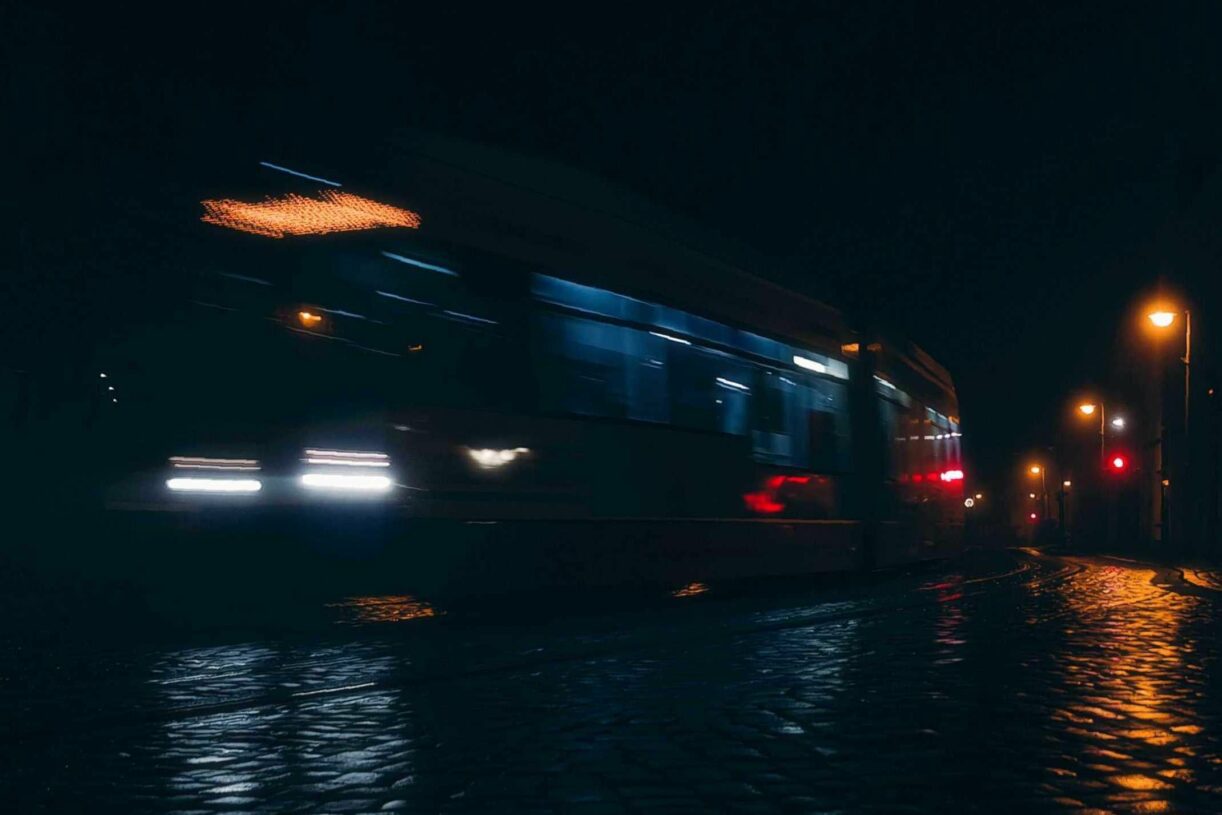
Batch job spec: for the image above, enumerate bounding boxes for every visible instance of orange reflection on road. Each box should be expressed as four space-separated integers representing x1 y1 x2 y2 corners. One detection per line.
1040 559 1204 813
672 582 709 598
329 595 442 623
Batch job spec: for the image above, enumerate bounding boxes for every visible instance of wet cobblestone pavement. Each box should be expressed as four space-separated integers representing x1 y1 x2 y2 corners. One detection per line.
4 548 1222 813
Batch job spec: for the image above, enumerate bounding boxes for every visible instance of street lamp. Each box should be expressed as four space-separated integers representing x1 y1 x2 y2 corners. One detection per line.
1148 310 1176 328
1146 305 1191 428
1076 402 1130 467
1027 464 1049 517
1077 402 1106 466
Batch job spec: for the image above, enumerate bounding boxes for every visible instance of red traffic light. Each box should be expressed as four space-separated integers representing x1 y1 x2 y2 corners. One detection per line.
1110 455 1128 472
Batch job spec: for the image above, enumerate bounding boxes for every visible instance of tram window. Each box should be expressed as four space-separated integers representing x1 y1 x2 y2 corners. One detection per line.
538 314 671 422
752 375 848 469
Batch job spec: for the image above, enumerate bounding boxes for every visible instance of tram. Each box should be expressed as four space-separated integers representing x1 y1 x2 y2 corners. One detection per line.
87 135 964 588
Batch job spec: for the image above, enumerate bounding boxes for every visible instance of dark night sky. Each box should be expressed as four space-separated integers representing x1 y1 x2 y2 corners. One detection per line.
8 2 1222 488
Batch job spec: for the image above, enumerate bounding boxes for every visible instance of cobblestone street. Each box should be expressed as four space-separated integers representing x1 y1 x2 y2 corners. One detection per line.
5 548 1222 813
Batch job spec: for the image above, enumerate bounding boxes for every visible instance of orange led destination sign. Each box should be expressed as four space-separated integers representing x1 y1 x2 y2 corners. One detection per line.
201 190 422 238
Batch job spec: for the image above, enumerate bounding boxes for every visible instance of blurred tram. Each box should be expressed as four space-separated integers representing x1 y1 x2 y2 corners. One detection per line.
83 136 965 587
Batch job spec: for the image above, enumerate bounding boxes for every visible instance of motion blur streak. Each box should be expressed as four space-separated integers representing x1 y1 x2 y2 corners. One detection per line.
166 478 262 493
257 160 342 187
299 473 393 491
304 456 391 467
304 450 389 460
379 250 458 277
200 191 422 238
169 457 260 471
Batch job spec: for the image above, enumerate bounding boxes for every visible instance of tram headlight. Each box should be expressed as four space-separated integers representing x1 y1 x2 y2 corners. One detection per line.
300 473 393 492
167 477 262 494
298 449 394 495
166 456 263 495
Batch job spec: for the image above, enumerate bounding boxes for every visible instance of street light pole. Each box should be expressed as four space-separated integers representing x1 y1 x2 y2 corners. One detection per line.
1099 403 1106 468
1041 467 1049 518
1183 309 1191 431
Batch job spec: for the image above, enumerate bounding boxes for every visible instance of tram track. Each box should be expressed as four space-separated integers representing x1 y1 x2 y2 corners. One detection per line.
3 549 1087 744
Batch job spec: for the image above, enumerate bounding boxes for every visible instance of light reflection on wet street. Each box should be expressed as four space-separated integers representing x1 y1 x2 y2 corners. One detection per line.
4 549 1222 813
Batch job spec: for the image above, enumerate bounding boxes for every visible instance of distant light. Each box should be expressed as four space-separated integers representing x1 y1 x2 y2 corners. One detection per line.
650 331 691 345
201 191 421 238
380 250 458 277
840 343 860 355
1029 512 1038 521
715 377 750 392
1078 403 1097 416
1063 480 1072 487
258 160 342 187
467 447 530 469
99 373 108 379
167 477 262 494
1029 492 1037 499
940 469 965 482
298 310 324 327
1111 455 1127 471
1029 465 1041 475
300 473 393 491
1162 478 1171 487
1148 311 1176 328
1111 417 1126 429
792 355 827 374
107 386 114 391
974 493 983 500
111 398 118 403
964 498 975 508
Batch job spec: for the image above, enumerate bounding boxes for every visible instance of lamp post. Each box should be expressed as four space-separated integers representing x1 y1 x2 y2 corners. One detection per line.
1029 464 1049 518
1147 305 1192 551
1147 308 1191 430
1076 402 1128 469
1077 402 1106 467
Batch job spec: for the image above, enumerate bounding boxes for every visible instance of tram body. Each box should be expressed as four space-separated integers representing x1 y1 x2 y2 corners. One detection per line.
88 138 964 587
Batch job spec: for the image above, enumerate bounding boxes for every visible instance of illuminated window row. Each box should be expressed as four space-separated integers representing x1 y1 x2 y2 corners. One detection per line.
533 275 848 379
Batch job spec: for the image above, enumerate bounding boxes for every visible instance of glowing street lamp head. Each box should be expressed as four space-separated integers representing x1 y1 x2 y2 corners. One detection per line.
1028 465 1042 475
1148 310 1177 329
1111 416 1126 430
1077 403 1097 417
